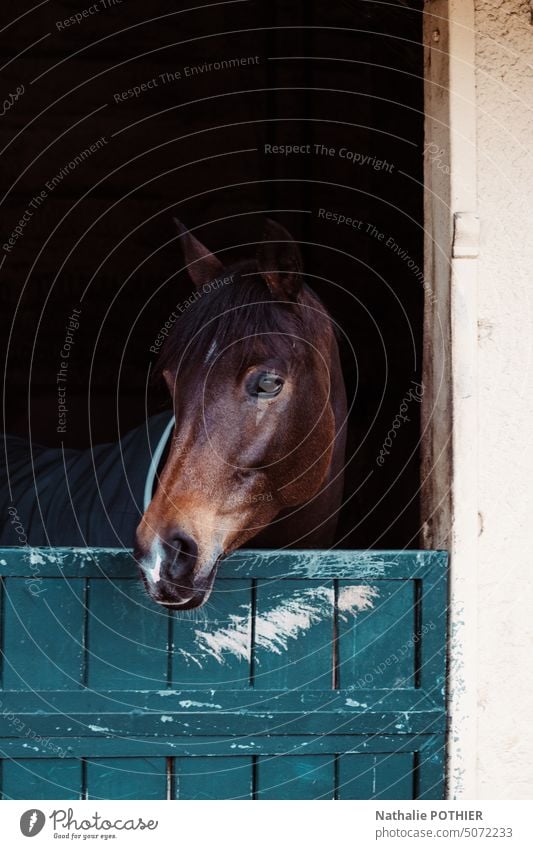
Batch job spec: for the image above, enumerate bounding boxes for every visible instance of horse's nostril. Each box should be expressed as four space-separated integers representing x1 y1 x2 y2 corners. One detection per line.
163 529 198 579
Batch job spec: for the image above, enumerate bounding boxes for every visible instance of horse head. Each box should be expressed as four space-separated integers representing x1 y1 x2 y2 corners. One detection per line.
135 219 346 609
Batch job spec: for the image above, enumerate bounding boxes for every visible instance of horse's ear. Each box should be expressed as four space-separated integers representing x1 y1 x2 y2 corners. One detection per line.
256 219 303 301
174 218 224 290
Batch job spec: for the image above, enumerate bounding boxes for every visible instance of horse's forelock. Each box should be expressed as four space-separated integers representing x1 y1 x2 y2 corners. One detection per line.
153 262 319 382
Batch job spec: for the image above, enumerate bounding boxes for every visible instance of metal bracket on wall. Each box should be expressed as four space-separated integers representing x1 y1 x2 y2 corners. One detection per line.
452 212 480 259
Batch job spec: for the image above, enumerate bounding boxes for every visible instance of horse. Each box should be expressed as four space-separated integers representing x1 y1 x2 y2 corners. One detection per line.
0 219 347 612
134 219 347 609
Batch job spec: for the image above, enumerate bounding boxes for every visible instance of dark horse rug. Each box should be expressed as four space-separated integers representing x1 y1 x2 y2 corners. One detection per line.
0 413 174 547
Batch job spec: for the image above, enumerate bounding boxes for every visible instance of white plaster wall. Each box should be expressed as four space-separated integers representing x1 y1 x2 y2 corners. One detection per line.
474 0 533 798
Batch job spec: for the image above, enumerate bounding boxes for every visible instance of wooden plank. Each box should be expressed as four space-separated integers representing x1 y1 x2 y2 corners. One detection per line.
218 548 441 581
172 580 251 688
87 578 168 690
2 577 85 690
1 758 81 800
0 548 447 580
418 565 448 703
0 709 444 738
337 753 414 799
0 687 439 713
0 734 428 758
336 753 376 799
417 735 446 800
0 547 134 578
85 757 167 800
372 753 414 799
253 579 333 689
338 579 416 690
256 755 335 800
0 688 444 737
174 756 252 799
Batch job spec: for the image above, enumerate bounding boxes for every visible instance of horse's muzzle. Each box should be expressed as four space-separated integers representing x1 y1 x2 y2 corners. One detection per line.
134 529 221 609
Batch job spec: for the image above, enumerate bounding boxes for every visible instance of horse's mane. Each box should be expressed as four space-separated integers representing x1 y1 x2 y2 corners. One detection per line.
154 259 321 379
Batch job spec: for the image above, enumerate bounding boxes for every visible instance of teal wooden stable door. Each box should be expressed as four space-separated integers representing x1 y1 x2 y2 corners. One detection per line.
0 548 447 800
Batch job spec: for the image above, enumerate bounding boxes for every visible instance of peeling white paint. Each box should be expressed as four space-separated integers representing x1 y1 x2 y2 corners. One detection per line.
194 612 251 664
231 551 387 580
338 585 379 617
29 551 46 566
26 548 70 565
345 698 368 708
177 648 204 669
160 715 173 723
189 584 378 665
87 724 110 733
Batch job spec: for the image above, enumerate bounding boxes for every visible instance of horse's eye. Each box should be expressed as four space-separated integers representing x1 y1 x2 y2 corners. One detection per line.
252 373 284 398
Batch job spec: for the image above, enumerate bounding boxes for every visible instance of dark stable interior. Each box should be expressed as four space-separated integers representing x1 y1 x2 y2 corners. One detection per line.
1 0 424 548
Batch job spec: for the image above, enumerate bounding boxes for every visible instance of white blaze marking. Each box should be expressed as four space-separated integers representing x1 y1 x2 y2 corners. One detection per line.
141 537 164 584
152 553 162 583
204 339 217 364
255 396 269 425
